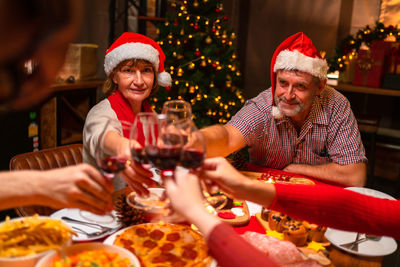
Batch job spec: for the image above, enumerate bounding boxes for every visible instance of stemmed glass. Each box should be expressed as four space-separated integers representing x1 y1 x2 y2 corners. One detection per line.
95 118 131 179
178 120 228 211
162 99 192 123
130 112 183 179
130 112 157 166
180 121 206 170
128 112 184 222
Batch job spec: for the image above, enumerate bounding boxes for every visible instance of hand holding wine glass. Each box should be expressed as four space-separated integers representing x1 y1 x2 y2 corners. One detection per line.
178 120 228 211
128 112 184 222
180 121 206 170
146 113 183 178
95 119 131 179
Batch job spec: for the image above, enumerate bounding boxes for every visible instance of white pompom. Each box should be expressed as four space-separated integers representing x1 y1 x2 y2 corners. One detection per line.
158 72 172 87
271 106 284 119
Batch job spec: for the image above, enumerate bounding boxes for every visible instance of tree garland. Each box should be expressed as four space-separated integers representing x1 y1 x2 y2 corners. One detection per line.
328 22 400 73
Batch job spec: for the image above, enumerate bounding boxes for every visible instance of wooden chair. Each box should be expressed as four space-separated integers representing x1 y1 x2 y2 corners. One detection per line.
9 144 83 216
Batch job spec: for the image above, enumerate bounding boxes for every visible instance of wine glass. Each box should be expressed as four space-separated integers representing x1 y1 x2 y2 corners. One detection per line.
180 121 206 170
146 113 183 178
95 119 131 179
179 121 228 211
128 113 184 222
130 112 158 166
162 99 192 123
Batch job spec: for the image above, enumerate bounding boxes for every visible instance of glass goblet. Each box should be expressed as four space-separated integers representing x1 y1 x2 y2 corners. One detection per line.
162 99 192 123
95 119 131 179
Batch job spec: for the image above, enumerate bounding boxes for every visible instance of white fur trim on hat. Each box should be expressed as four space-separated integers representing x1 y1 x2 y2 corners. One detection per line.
158 72 172 87
273 50 328 80
271 106 284 119
104 43 160 75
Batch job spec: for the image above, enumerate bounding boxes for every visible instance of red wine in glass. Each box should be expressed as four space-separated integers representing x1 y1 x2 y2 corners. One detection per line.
100 157 128 177
181 149 204 170
145 145 181 176
131 147 148 164
96 119 131 179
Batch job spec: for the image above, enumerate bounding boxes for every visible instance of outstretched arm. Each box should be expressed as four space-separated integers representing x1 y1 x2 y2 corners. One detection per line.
283 162 366 187
200 157 398 239
200 124 246 158
104 131 154 195
164 170 279 267
0 164 114 215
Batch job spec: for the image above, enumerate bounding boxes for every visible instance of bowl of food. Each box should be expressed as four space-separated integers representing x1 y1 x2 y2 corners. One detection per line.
35 242 140 267
127 188 184 223
0 215 73 267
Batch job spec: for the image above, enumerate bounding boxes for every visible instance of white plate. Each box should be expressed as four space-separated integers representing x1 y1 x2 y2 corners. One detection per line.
50 209 121 242
325 187 398 257
104 225 217 267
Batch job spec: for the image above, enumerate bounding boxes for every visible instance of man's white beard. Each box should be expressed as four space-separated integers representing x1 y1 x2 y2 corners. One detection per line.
276 99 303 117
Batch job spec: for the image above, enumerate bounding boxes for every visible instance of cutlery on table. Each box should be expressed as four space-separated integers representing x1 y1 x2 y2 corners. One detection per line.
71 226 110 238
340 233 382 250
61 216 113 231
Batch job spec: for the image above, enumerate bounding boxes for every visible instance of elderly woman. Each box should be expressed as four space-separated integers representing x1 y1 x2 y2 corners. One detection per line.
83 32 171 193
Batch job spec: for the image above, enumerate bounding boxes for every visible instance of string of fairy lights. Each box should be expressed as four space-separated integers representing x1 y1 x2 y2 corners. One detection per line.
152 0 244 125
328 22 400 73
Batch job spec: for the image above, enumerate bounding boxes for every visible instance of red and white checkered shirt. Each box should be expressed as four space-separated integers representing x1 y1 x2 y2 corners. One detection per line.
228 86 366 169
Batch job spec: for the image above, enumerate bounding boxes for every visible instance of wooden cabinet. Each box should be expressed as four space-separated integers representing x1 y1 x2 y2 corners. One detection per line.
40 80 103 149
335 83 400 134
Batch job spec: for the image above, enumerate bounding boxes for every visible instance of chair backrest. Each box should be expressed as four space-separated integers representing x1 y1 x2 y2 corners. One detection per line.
9 144 83 216
10 144 83 171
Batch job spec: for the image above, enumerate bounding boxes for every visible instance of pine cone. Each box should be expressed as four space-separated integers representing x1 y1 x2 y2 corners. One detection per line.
114 194 144 227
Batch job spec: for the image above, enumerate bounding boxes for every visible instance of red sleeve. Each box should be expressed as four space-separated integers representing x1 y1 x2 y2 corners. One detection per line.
207 223 280 267
270 183 400 239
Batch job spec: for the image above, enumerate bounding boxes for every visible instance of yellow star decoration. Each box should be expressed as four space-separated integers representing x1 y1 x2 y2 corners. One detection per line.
307 241 326 252
266 230 283 240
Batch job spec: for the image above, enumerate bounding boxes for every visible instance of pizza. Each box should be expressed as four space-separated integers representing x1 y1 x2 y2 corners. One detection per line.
257 170 315 185
113 223 211 267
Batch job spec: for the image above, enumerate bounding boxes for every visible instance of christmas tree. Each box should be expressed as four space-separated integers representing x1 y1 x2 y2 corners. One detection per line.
152 0 245 128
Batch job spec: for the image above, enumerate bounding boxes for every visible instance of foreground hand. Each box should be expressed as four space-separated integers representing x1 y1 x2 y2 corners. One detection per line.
164 170 205 219
116 137 154 196
36 164 114 215
200 157 253 200
121 161 154 196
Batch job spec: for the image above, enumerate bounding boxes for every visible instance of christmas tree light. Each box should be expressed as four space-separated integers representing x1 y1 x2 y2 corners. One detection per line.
152 0 244 127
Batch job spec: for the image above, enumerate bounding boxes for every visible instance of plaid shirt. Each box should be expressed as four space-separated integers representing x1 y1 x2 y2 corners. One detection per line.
228 86 366 169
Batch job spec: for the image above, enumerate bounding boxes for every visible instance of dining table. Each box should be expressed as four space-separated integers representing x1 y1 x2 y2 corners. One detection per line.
111 169 394 267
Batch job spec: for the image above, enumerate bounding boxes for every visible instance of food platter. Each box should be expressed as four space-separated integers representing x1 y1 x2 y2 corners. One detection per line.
0 216 72 267
104 223 217 267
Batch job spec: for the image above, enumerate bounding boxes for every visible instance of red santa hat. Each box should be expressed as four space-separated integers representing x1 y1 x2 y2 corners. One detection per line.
270 32 328 118
104 32 172 87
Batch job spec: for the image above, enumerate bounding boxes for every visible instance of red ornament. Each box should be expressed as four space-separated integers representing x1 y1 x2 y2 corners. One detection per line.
212 27 216 33
195 49 201 57
165 86 171 91
174 20 178 26
223 16 228 20
194 24 199 30
218 212 236 219
212 63 217 68
216 8 220 13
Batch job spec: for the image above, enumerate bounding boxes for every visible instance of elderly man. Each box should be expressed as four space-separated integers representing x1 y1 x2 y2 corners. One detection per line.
201 32 367 187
